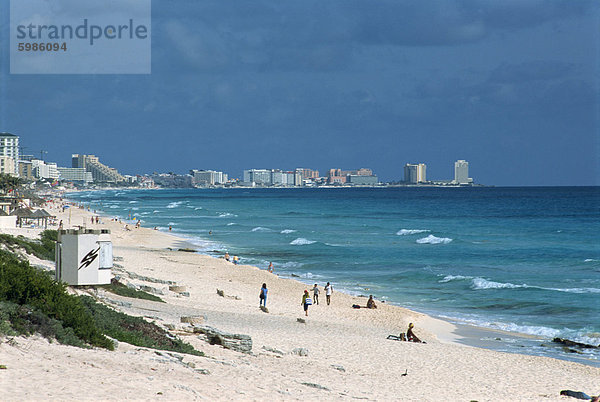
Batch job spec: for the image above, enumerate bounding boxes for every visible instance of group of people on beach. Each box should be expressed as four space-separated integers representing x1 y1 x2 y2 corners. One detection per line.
257 282 334 317
223 252 239 265
301 282 333 316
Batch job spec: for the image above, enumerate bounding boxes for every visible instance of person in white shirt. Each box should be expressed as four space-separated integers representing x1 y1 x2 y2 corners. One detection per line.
324 282 333 305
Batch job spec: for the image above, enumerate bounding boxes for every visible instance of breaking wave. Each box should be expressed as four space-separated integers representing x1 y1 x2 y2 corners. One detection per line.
290 238 317 245
251 227 272 232
416 235 453 244
439 275 473 283
471 278 526 290
166 201 183 209
397 229 430 236
470 278 600 294
281 229 297 234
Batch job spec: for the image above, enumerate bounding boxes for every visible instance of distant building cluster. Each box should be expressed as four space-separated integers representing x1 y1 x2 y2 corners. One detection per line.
243 169 303 186
241 167 378 187
190 170 228 186
0 131 476 189
402 160 474 186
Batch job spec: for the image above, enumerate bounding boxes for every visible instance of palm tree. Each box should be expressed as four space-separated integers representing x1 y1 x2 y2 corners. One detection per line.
0 174 22 195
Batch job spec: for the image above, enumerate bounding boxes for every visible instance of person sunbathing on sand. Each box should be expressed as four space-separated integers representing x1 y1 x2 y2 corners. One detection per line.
407 323 423 343
366 295 377 309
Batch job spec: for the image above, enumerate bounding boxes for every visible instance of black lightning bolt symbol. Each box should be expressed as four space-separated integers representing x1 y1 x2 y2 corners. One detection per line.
79 247 100 270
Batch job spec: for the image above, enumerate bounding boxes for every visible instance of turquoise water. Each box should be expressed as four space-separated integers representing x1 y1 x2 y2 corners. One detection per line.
68 187 600 365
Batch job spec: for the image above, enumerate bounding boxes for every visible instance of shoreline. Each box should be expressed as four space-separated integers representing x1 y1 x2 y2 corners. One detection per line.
66 190 600 368
1 194 598 399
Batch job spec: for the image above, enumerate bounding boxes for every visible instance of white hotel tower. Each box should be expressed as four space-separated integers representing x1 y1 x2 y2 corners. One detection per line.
0 133 19 176
453 160 473 184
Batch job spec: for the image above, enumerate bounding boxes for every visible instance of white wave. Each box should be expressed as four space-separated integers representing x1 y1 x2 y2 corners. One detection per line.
166 201 183 209
471 278 525 290
280 229 297 234
251 227 272 232
108 205 119 209
325 243 344 247
153 210 160 213
167 222 176 226
397 229 430 236
227 222 237 226
547 286 600 294
471 277 600 294
416 235 453 244
584 259 597 262
218 213 236 218
439 275 473 283
290 238 316 245
131 207 139 211
128 200 137 204
195 207 203 210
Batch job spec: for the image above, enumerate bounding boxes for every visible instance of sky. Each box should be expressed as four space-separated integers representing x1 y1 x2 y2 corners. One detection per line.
1 0 599 186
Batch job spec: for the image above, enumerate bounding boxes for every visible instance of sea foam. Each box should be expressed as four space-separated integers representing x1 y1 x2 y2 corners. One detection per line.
416 234 453 244
439 275 473 283
251 227 272 232
471 278 525 290
166 201 183 209
397 229 430 236
470 277 600 294
281 229 297 234
290 238 316 245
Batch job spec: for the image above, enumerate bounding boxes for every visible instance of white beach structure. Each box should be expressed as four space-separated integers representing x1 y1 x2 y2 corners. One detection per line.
55 229 113 285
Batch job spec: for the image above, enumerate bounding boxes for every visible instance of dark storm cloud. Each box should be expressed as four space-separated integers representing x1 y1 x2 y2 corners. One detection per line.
157 0 595 73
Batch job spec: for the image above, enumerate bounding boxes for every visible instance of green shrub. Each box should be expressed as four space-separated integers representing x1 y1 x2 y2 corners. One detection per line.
0 249 112 349
100 279 165 303
0 301 87 347
80 296 203 356
0 230 57 261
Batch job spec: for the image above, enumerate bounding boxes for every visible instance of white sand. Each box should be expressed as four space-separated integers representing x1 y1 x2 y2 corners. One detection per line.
1 203 598 401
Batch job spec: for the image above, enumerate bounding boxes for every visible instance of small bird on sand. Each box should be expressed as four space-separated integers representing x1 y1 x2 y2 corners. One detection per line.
401 369 408 376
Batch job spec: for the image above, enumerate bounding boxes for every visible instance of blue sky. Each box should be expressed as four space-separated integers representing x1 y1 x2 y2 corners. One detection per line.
1 0 598 185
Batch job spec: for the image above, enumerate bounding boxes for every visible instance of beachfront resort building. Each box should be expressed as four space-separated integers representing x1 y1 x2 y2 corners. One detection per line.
327 168 376 185
190 169 228 186
18 160 33 180
72 154 125 183
32 159 59 180
453 160 472 185
0 133 19 175
404 163 427 184
0 156 16 175
242 169 303 186
57 167 93 185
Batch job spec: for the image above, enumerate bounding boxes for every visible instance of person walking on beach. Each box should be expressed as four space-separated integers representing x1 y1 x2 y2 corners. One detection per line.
260 283 268 308
312 283 320 305
325 282 333 305
301 290 312 316
268 262 274 273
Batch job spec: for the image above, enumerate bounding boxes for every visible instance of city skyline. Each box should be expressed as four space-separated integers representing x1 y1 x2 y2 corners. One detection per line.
1 1 598 186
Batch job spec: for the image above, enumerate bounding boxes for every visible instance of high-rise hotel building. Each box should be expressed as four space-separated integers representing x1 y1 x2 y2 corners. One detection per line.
453 160 472 184
0 133 19 176
404 163 427 183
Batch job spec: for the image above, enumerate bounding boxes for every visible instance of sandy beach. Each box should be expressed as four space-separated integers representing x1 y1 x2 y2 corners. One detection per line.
1 201 598 401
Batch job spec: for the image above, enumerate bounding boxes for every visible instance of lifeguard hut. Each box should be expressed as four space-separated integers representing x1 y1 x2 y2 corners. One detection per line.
55 229 113 285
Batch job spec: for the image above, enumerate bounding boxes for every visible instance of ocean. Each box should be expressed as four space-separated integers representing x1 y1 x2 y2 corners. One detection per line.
67 186 600 366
